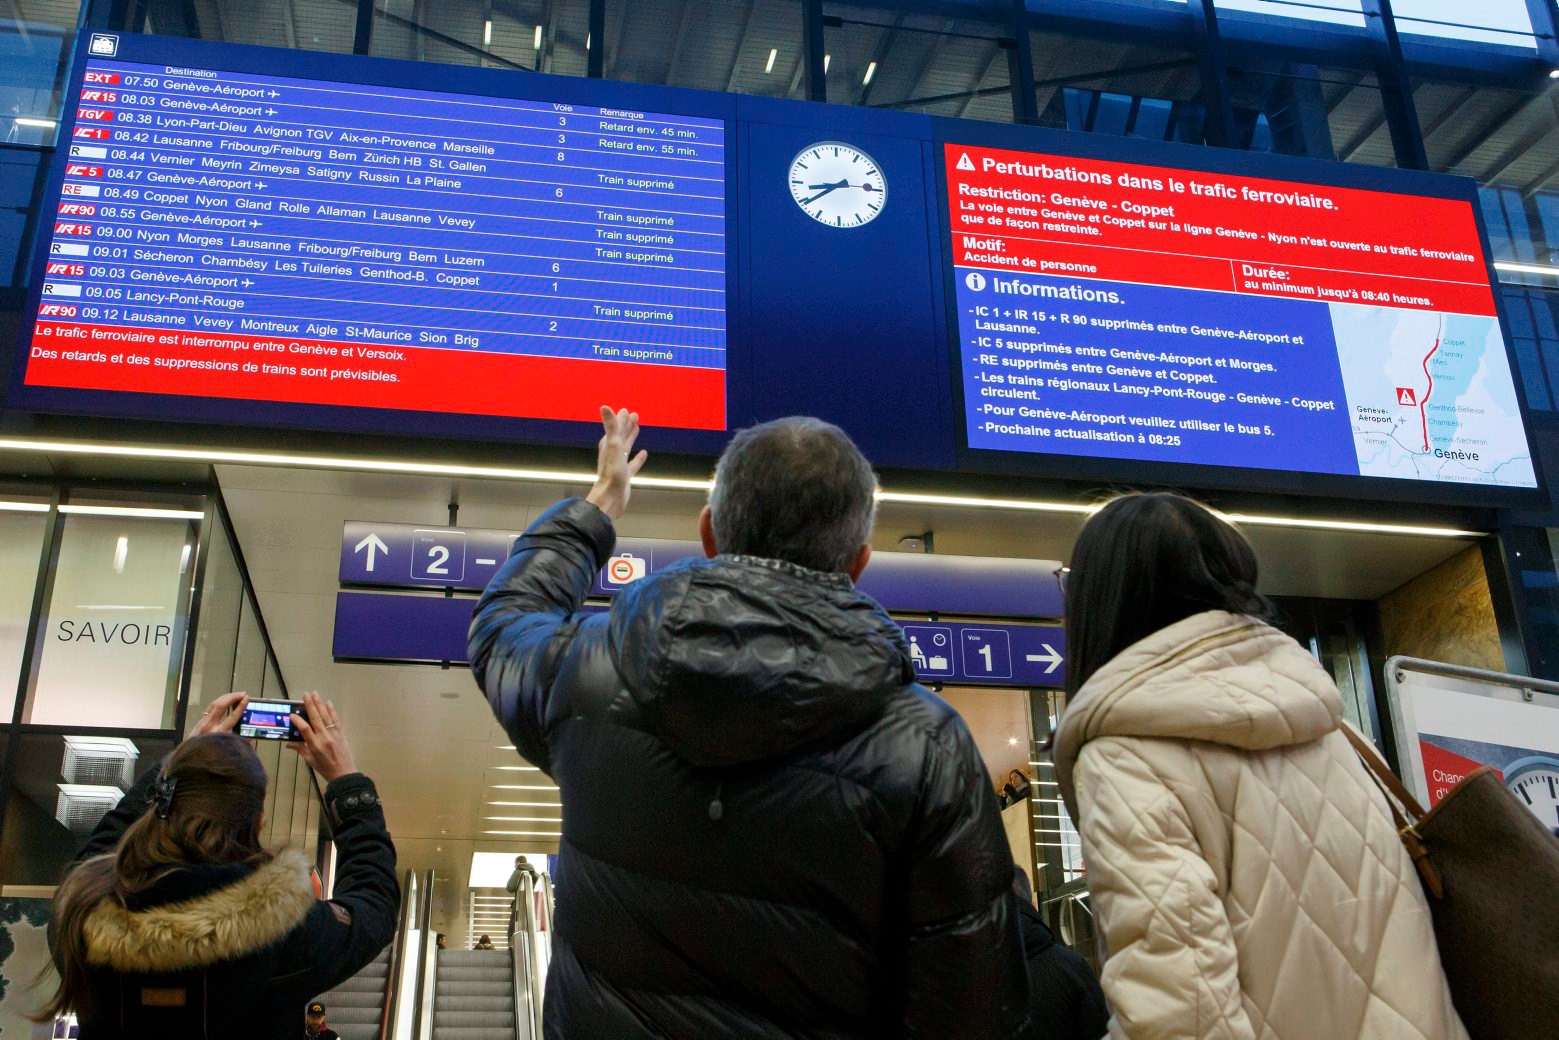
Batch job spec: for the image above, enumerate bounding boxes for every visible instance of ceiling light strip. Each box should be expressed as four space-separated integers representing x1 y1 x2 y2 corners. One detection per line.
0 438 1485 539
57 504 205 520
0 501 50 513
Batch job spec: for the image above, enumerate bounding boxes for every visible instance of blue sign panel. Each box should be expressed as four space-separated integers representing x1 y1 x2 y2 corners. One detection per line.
340 521 1063 618
333 590 1065 686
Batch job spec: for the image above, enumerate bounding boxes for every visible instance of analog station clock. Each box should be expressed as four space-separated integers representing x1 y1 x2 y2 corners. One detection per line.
1505 755 1559 830
788 142 886 228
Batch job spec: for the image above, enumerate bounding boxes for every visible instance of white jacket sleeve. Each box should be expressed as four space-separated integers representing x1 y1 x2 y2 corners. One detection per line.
1073 737 1256 1040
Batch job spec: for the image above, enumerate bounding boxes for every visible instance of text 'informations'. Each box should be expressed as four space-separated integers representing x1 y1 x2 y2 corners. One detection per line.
25 58 727 429
947 143 1536 489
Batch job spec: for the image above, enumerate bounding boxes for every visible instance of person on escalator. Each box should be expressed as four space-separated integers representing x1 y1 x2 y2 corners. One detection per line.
33 691 398 1039
505 854 540 894
304 1001 340 1040
469 407 1028 1039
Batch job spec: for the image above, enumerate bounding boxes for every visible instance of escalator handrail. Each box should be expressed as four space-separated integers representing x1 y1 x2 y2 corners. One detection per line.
415 870 438 1040
380 868 419 1040
511 875 540 1040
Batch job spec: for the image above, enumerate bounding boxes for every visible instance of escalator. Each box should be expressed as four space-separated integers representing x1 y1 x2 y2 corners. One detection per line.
429 949 516 1040
317 946 392 1040
378 869 551 1040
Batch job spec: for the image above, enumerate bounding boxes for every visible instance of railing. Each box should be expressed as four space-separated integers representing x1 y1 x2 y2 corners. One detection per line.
414 870 438 1040
511 874 542 1040
387 870 424 1040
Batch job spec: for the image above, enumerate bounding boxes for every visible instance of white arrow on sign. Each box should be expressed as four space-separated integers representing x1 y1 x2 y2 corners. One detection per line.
354 532 389 572
1025 644 1063 674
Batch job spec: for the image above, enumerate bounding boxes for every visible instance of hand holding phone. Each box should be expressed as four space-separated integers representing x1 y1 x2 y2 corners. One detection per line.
238 699 308 741
288 692 358 782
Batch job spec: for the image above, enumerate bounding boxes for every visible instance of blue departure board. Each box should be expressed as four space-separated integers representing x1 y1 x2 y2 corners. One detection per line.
26 49 728 429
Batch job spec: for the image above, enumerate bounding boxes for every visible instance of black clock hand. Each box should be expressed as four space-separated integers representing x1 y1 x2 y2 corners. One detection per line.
802 183 845 204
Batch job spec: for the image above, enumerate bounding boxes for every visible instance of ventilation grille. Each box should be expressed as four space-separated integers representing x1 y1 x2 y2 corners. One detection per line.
56 785 125 833
61 736 139 788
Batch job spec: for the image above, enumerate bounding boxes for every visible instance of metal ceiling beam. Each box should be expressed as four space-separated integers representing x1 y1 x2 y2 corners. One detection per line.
1005 0 1039 124
1186 0 1236 148
857 16 903 107
725 0 762 92
282 0 300 50
1481 122 1559 188
665 0 697 85
1440 92 1544 172
1359 0 1427 169
801 0 826 102
958 40 1004 118
1520 152 1559 198
587 0 604 77
605 0 627 79
1339 112 1389 162
903 19 956 107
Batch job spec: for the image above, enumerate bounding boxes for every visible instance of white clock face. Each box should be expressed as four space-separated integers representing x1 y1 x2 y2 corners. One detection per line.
788 142 886 228
1506 757 1559 830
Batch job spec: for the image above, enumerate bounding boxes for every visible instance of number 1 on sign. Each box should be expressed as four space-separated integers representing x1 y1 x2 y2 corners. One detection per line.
978 644 993 672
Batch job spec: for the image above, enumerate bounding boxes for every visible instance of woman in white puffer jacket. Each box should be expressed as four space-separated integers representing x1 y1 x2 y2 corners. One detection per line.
1052 493 1469 1040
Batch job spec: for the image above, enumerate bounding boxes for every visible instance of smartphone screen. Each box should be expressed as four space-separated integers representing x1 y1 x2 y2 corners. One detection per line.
239 700 305 741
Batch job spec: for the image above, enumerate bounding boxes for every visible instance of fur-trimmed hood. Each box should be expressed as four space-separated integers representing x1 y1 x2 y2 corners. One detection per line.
83 848 315 973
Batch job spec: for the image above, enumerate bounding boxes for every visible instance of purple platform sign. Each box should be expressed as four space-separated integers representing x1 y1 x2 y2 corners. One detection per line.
340 522 1063 619
333 592 1065 686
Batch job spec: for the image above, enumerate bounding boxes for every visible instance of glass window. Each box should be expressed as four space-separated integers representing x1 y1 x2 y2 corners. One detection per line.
0 501 48 722
609 0 802 96
1393 0 1536 48
0 0 82 147
1215 0 1364 29
0 731 175 887
141 0 356 52
23 511 198 730
374 0 590 76
1227 63 1392 165
825 6 1012 122
1031 29 1206 144
186 519 242 731
231 594 267 700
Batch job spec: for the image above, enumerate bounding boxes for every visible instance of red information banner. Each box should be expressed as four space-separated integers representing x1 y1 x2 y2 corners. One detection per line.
25 323 726 431
945 144 1497 317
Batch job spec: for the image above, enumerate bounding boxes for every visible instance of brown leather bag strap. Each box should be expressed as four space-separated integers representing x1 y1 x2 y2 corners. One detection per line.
1339 725 1428 820
1339 724 1444 898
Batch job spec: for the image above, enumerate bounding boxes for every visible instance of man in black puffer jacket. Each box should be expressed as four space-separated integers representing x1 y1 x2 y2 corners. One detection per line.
469 408 1028 1040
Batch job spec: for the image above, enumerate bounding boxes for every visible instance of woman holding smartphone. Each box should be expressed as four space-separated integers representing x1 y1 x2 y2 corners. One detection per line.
35 691 398 1038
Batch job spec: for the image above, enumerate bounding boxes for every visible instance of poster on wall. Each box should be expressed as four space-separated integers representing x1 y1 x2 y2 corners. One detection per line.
1386 656 1559 830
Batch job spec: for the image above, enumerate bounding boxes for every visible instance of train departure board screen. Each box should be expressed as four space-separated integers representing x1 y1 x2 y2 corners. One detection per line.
22 49 727 430
946 142 1538 490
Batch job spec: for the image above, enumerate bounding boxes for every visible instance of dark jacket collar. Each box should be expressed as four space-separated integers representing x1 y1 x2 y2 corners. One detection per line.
124 861 259 912
609 554 914 768
1017 900 1057 956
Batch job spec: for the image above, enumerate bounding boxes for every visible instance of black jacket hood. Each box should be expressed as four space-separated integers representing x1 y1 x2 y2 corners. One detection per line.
608 554 914 768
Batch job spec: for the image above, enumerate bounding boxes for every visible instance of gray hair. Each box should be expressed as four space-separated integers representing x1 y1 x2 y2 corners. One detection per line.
708 417 878 573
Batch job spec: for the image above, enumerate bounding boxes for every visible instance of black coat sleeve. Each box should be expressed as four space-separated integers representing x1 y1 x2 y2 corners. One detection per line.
896 716 1031 1039
271 774 399 1002
467 497 615 771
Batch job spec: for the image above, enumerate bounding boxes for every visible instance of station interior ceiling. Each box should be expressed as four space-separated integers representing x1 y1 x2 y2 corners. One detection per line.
216 461 1478 940
121 0 1559 198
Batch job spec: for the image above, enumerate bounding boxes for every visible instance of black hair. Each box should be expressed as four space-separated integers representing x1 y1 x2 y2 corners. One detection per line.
1064 492 1274 697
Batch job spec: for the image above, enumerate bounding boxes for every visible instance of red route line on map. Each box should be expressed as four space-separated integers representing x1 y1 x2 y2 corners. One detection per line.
1419 314 1444 452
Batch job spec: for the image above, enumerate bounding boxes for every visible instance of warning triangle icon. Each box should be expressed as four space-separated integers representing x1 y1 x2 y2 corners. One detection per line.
956 153 975 171
1397 387 1416 405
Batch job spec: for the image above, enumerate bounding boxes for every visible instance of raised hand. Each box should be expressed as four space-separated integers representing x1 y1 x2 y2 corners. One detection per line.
288 691 359 783
191 691 249 737
585 405 648 522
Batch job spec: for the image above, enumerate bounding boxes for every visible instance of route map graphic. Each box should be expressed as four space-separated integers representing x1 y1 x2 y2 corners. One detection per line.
1334 308 1533 485
946 142 1538 490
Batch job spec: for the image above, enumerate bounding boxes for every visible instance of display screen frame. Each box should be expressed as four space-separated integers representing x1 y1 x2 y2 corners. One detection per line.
7 31 746 460
931 118 1548 509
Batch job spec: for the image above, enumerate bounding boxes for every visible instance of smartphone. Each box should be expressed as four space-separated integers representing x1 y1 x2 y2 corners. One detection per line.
238 699 307 741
